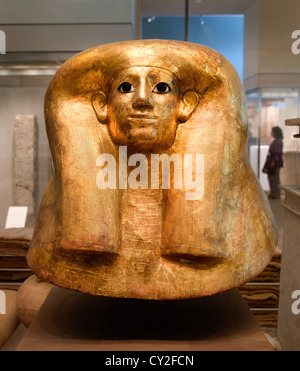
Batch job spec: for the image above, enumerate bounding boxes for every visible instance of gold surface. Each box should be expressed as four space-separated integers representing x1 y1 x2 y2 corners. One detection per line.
27 40 277 300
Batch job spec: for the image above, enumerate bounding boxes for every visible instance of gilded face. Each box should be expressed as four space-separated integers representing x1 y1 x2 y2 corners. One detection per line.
106 67 181 152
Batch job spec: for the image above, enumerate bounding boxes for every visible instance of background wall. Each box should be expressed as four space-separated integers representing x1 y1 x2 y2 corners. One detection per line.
244 0 300 91
0 0 133 64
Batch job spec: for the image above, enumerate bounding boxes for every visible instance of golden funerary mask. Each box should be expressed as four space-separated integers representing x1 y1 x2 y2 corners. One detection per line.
27 40 277 300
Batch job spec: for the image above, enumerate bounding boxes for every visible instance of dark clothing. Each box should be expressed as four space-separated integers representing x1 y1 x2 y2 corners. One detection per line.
267 138 283 199
269 138 283 168
268 164 281 199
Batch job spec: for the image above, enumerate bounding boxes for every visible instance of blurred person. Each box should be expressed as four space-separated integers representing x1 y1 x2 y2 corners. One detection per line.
263 126 284 200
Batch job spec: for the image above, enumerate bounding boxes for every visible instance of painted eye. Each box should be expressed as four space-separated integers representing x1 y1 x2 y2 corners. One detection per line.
118 82 134 93
153 82 171 94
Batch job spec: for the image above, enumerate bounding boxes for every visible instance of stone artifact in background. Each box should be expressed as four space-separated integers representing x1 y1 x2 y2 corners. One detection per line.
27 40 278 300
14 115 37 228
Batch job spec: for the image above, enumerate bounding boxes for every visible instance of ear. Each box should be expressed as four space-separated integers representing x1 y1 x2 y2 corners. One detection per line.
92 92 108 124
179 91 199 123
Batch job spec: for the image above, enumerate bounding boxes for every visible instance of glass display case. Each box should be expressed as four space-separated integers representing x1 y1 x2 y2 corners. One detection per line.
247 88 300 191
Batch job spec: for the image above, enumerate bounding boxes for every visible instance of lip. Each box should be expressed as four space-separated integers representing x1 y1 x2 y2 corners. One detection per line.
130 114 157 119
129 115 157 126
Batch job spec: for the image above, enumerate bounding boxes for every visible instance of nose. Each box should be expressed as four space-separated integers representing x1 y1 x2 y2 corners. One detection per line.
132 85 154 111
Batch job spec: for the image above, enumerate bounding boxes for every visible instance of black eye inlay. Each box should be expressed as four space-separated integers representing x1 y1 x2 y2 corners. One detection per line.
118 82 134 93
118 81 171 94
153 82 171 94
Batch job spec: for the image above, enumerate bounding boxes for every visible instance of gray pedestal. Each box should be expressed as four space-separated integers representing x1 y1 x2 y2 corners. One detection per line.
278 185 300 351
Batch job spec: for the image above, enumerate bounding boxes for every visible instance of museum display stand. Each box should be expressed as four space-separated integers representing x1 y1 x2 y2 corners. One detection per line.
278 186 300 350
16 287 274 351
278 119 300 351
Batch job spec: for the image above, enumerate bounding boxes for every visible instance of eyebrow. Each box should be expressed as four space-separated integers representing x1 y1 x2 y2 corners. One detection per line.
108 68 180 94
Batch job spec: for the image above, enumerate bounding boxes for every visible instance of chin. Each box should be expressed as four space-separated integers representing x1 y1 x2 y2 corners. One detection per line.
128 138 175 153
126 141 163 153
